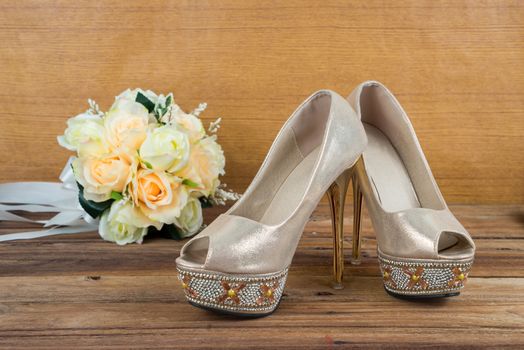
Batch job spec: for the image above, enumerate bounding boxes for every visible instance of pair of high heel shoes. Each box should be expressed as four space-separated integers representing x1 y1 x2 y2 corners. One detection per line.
176 81 475 317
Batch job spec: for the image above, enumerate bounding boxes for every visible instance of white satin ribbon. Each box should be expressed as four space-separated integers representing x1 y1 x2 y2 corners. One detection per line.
0 157 98 241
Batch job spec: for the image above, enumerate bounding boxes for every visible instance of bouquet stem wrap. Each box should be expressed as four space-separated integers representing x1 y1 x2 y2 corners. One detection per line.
0 157 98 241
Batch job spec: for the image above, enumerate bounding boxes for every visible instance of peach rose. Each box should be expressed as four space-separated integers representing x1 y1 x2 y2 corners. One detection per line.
104 99 150 152
130 169 188 224
176 136 225 197
73 154 132 202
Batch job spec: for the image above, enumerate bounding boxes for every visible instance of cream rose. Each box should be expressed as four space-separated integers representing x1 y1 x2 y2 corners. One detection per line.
73 153 131 202
172 107 205 143
112 88 159 109
104 99 149 152
57 113 110 157
131 169 189 224
139 125 190 172
173 197 203 237
99 200 160 245
176 136 225 196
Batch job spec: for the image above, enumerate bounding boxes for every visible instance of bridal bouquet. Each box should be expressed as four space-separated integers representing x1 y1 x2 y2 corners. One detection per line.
57 89 238 245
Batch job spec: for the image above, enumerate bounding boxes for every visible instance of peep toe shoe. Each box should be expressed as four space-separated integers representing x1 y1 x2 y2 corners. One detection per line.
347 81 475 298
176 90 367 316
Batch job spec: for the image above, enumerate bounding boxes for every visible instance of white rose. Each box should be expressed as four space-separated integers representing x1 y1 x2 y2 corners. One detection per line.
139 125 190 172
176 135 225 197
112 88 159 110
57 113 110 157
173 197 203 237
130 169 189 224
73 153 131 202
104 99 149 152
172 106 205 143
99 200 161 245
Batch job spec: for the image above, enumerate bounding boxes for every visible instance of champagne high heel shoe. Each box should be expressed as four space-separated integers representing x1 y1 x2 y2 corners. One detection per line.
176 90 367 316
347 81 475 298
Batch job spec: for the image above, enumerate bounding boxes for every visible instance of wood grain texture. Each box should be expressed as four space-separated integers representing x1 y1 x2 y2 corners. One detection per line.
0 203 523 349
0 0 523 203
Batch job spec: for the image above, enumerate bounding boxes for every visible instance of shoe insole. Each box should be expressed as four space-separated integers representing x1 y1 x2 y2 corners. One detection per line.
363 123 465 255
363 123 421 212
259 146 321 225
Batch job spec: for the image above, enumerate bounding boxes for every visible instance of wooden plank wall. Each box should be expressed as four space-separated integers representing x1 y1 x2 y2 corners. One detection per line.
0 0 523 203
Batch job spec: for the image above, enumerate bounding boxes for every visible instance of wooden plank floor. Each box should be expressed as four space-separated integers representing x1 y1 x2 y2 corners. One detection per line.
0 202 523 349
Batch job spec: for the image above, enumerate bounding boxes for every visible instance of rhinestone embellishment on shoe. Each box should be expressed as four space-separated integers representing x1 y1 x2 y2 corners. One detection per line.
177 267 288 314
379 254 473 296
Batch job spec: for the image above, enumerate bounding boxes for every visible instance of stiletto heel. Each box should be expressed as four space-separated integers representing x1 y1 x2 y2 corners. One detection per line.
351 158 363 265
326 167 353 290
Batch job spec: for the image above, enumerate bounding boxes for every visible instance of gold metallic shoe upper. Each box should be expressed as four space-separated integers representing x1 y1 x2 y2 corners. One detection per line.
176 90 367 275
347 81 475 261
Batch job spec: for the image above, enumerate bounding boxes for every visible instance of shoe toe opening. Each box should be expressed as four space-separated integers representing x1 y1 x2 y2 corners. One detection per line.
437 231 474 259
177 236 210 268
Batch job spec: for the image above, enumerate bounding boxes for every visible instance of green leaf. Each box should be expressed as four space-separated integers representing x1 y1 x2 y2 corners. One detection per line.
110 191 123 201
135 91 155 113
77 183 113 219
148 224 184 240
199 196 213 208
142 160 153 169
158 107 167 117
182 179 199 188
165 94 172 107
